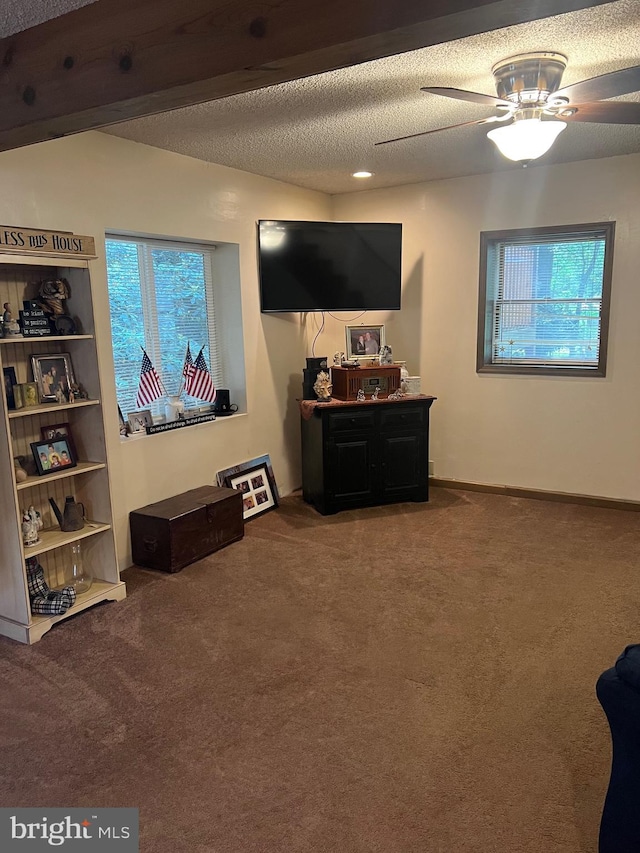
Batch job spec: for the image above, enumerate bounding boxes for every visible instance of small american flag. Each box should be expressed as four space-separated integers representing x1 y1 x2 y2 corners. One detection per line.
182 343 195 391
188 347 217 403
135 349 164 408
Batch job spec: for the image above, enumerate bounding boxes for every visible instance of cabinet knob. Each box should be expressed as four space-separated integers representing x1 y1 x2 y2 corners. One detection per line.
350 418 356 424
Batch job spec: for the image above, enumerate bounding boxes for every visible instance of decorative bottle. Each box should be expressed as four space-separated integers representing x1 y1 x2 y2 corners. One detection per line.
67 542 93 595
164 395 185 422
396 361 410 392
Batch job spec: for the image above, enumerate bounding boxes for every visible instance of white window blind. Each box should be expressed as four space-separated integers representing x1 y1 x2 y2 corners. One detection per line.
106 236 220 417
479 224 614 375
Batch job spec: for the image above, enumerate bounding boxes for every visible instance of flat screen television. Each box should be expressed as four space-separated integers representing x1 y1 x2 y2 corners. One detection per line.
257 220 402 313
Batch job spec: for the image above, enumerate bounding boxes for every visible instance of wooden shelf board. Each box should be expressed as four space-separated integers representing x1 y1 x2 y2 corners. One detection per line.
0 334 94 345
17 460 106 491
24 520 112 557
0 253 91 268
9 399 99 418
0 580 126 645
28 580 126 643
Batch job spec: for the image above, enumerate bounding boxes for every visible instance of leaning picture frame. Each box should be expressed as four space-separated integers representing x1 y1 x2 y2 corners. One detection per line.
31 352 76 403
216 454 279 501
30 437 77 476
223 463 278 521
345 324 385 360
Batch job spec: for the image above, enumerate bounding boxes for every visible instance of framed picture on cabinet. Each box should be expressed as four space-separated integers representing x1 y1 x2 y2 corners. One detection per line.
31 352 76 403
345 324 385 360
3 366 17 410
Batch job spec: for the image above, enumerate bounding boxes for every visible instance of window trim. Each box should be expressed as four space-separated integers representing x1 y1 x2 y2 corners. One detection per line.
477 221 615 377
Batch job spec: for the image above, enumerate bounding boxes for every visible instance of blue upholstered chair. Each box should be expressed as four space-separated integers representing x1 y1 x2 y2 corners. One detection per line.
596 644 640 852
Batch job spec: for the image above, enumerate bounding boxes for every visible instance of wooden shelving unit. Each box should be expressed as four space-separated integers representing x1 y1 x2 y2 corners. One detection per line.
0 245 125 643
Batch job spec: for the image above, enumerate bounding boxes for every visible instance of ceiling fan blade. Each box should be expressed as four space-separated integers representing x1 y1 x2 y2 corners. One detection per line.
421 87 510 107
561 101 640 124
555 65 640 103
375 117 499 146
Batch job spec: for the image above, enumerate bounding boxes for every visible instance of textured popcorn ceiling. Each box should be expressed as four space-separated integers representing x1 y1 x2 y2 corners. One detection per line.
0 0 95 37
3 1 640 193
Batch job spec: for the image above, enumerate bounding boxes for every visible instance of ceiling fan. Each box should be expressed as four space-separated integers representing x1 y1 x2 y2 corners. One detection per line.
376 52 640 163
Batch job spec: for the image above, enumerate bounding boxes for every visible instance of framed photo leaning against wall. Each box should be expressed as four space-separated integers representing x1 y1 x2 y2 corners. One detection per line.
223 463 278 521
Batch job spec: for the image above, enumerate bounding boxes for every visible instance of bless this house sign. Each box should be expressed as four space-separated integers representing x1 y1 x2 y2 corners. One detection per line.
0 226 96 258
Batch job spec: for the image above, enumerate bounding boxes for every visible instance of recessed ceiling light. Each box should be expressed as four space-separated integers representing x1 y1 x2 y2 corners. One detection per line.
352 171 373 179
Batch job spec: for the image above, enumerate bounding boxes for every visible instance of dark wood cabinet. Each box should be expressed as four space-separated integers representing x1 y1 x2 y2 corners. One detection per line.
301 396 436 515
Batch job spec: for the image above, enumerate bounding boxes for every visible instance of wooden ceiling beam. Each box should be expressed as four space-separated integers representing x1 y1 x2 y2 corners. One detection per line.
0 0 612 151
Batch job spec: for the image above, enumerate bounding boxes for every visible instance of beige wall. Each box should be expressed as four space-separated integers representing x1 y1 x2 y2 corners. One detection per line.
332 153 640 501
0 132 331 569
2 132 637 576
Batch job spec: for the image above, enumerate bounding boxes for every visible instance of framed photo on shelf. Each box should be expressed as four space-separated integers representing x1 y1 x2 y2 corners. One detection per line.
30 437 77 475
345 324 385 360
30 352 76 403
127 409 153 434
223 463 278 521
19 382 39 408
3 366 17 410
40 422 77 458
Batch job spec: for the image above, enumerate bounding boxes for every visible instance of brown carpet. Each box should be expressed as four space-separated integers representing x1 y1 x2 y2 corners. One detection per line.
0 487 637 852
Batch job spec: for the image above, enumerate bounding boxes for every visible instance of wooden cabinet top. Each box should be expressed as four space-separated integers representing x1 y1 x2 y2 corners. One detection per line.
300 395 436 420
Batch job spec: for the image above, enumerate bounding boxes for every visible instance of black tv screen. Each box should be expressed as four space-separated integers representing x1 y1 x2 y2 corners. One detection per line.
258 220 402 313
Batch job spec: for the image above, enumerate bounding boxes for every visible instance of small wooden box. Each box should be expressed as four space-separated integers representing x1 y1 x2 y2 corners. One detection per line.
129 485 243 573
331 365 401 401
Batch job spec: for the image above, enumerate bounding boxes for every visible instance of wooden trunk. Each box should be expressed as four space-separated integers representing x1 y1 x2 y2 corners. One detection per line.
129 485 244 573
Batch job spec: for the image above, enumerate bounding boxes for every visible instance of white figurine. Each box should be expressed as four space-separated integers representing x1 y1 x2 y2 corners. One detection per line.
333 351 344 367
379 344 393 365
356 388 365 402
371 386 380 401
2 303 21 337
21 506 42 547
313 370 333 401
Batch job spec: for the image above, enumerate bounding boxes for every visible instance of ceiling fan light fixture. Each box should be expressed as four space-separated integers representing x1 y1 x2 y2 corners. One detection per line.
487 118 566 162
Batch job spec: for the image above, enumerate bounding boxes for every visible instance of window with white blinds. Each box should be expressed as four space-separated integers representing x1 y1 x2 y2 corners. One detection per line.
106 235 221 417
477 222 615 376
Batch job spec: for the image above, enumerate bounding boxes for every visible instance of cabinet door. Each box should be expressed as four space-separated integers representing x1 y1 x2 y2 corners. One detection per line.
326 436 376 502
379 432 426 494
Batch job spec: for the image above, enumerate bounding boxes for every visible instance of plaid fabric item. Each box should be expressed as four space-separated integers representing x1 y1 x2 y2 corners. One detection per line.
30 588 76 616
26 556 48 599
25 557 76 616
